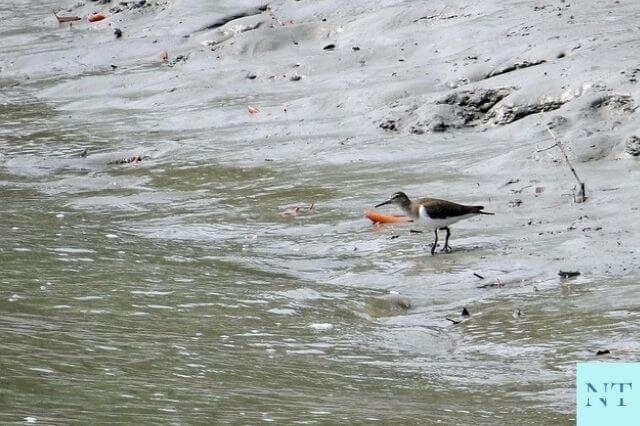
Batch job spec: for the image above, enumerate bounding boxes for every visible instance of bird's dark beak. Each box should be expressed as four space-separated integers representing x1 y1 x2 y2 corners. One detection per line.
375 199 392 208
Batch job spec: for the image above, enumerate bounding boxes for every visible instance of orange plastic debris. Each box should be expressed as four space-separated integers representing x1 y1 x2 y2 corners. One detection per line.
88 12 106 22
247 105 260 114
364 210 412 224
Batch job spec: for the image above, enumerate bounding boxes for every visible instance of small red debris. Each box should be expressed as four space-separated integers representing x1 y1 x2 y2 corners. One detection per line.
88 12 107 22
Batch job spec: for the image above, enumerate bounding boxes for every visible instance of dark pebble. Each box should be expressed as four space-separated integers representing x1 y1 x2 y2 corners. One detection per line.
596 349 611 356
323 43 336 51
114 28 122 38
461 307 470 317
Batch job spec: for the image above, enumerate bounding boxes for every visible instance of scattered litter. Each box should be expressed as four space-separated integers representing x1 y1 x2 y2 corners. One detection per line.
282 202 315 217
461 307 470 317
473 272 484 279
290 74 302 81
88 12 107 22
160 50 168 61
114 28 122 38
53 10 80 23
558 270 580 278
477 278 504 289
323 43 336 51
596 349 611 356
246 72 257 79
247 105 260 114
365 210 412 224
107 155 147 165
446 318 461 325
409 229 423 233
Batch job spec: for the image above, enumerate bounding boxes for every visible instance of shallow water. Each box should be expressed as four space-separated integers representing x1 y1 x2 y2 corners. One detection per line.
2 1 640 424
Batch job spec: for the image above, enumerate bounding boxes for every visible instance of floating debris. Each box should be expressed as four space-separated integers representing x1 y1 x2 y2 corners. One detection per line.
107 155 147 165
558 270 580 278
461 307 470 317
247 105 260 114
596 349 611 356
282 202 315 217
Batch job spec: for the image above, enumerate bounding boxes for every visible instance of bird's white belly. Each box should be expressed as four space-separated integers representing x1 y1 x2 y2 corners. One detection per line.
417 206 474 229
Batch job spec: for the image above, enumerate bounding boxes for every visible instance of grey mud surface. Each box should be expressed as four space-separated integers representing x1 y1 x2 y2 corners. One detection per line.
1 0 640 424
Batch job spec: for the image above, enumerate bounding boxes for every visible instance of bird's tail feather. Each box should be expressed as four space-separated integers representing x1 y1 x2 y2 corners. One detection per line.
472 206 494 215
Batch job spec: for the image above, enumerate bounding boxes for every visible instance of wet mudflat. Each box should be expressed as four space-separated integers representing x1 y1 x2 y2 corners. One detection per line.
2 0 640 424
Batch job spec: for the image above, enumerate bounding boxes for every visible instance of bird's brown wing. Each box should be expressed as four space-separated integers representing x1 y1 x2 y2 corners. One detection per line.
417 198 484 219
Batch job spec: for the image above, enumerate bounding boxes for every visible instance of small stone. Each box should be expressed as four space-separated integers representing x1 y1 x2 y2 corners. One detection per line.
323 43 336 50
558 270 580 278
114 28 122 38
246 72 257 79
290 74 302 81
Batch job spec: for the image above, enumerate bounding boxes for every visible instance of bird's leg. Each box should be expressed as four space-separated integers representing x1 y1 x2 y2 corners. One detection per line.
441 227 452 253
431 229 439 255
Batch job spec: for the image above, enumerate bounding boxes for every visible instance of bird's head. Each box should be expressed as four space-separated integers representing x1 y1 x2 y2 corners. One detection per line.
375 191 410 208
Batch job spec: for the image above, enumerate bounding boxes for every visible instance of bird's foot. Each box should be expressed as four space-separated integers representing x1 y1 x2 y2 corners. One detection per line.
440 245 452 254
430 243 437 255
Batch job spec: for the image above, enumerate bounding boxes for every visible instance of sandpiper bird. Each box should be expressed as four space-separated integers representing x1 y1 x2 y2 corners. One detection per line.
375 191 494 255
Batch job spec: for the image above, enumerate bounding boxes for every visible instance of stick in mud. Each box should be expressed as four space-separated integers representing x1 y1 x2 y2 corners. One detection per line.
538 123 587 203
